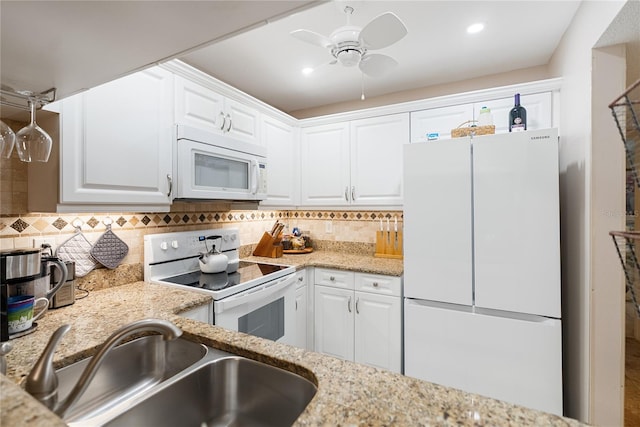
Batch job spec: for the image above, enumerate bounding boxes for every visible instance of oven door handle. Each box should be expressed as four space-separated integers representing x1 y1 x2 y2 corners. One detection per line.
214 275 295 313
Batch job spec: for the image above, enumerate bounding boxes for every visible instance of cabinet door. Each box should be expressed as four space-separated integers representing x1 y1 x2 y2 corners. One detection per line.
225 97 260 144
60 67 173 206
350 114 408 206
261 116 297 206
410 103 474 142
314 285 354 360
294 285 308 349
472 92 552 134
300 123 350 206
354 291 402 373
175 75 225 132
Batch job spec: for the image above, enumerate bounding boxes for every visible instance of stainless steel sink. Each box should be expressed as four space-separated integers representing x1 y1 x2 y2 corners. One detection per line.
57 335 207 423
103 356 318 427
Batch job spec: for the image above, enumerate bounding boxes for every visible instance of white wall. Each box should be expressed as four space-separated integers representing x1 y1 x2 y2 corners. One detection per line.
547 1 627 424
591 43 626 426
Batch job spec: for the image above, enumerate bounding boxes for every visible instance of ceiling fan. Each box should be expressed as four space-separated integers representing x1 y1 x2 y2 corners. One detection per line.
290 5 408 78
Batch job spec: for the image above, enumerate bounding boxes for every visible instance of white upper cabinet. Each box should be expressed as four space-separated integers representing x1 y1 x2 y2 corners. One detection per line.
472 92 552 134
174 75 260 144
411 92 553 142
40 66 174 212
410 104 474 142
300 113 408 207
349 114 408 206
300 122 351 206
261 115 298 206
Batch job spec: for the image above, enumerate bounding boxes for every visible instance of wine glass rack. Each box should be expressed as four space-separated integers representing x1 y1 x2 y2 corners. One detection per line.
610 77 640 318
610 77 640 188
610 231 640 318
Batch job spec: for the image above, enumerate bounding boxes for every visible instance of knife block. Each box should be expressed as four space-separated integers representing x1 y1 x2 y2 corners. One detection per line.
374 231 403 259
252 232 283 258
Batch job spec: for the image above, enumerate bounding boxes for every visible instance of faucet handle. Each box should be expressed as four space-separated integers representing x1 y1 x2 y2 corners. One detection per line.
25 324 71 410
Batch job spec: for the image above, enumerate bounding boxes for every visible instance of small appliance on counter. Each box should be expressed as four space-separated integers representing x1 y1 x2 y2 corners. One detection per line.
49 261 76 309
1 247 68 341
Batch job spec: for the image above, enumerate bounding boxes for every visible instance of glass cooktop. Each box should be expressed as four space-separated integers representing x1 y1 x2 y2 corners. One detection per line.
159 261 292 296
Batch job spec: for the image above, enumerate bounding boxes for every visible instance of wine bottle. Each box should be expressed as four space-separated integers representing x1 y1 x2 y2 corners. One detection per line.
509 93 527 132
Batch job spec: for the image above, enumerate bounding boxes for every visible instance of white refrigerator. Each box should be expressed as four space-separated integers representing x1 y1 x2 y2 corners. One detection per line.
403 128 562 415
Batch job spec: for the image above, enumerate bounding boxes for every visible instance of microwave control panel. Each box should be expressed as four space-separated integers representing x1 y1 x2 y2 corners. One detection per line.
258 163 267 195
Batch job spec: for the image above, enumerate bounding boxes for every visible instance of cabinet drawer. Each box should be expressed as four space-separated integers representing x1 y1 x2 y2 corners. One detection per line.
314 268 354 290
295 269 306 290
355 273 402 296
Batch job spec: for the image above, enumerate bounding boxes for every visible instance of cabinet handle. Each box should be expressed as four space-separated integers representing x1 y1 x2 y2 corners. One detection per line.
348 296 352 313
351 186 356 201
298 276 304 282
372 281 379 288
355 297 360 314
344 186 349 202
166 174 173 198
218 112 226 131
295 300 298 311
329 276 335 281
225 114 232 132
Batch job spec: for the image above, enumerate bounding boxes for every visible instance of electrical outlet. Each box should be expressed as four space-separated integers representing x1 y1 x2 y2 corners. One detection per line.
33 237 57 252
325 221 333 234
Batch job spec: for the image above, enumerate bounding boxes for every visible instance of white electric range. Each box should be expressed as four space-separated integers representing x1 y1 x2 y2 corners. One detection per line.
144 228 296 344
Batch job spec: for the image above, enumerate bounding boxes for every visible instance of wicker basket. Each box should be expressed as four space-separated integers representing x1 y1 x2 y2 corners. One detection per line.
451 124 496 138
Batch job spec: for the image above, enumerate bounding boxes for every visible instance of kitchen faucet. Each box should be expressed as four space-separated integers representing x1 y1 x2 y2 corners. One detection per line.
24 318 182 418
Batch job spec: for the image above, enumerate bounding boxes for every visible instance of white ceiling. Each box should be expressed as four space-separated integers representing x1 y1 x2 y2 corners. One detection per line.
179 0 582 115
0 0 318 119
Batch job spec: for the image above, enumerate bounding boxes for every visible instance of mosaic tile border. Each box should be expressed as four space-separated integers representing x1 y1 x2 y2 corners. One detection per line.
0 210 403 238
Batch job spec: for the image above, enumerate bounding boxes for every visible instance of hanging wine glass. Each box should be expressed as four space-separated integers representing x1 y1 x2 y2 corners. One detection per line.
0 119 16 158
15 98 52 162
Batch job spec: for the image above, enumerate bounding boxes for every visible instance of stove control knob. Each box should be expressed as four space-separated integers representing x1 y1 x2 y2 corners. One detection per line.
230 234 237 241
171 240 179 249
222 235 229 242
160 242 168 251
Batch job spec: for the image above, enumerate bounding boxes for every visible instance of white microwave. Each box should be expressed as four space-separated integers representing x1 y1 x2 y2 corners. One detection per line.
175 125 267 201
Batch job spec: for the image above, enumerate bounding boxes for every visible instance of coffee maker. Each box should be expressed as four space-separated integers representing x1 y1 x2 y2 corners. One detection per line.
1 247 68 341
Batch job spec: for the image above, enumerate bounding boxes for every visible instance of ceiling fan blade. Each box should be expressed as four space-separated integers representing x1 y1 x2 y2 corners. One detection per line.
359 54 398 78
290 29 333 49
359 12 408 50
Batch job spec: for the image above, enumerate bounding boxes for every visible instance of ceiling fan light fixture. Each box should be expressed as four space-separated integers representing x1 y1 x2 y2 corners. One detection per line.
301 67 314 75
337 49 361 67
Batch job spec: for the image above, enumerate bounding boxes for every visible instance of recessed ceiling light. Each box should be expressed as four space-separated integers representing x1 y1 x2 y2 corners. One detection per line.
467 23 484 34
302 67 314 76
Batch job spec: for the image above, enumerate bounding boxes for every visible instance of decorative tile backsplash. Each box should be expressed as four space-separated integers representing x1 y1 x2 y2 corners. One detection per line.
0 208 403 266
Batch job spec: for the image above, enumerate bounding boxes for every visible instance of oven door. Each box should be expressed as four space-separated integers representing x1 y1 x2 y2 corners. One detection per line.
176 138 266 201
213 274 296 345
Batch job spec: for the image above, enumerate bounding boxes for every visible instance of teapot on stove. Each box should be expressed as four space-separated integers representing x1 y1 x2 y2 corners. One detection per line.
198 236 228 274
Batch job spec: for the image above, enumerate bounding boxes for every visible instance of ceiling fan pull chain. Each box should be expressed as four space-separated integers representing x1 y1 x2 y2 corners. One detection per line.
361 72 366 101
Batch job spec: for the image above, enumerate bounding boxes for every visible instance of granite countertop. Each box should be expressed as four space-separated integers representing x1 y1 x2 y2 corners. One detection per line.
1 256 583 426
243 249 404 276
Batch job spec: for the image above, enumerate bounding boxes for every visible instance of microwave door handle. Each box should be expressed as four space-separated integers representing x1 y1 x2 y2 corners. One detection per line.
250 159 259 194
214 275 295 313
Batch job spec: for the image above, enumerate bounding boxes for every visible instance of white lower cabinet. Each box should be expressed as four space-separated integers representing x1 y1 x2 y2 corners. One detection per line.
293 269 309 350
314 268 402 373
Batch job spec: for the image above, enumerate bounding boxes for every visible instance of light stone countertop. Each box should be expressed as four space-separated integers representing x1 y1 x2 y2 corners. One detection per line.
243 249 404 276
1 257 584 426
